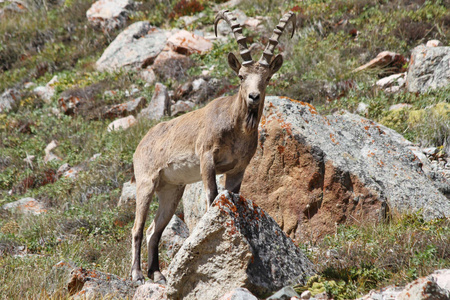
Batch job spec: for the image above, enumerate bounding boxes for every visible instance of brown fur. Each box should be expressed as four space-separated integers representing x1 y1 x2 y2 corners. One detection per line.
130 50 284 284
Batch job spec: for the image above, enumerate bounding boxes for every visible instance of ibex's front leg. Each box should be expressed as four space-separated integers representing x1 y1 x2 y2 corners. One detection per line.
225 170 245 193
200 151 218 206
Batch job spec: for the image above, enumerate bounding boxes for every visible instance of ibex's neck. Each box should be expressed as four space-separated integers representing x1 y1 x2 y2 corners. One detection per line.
232 88 265 133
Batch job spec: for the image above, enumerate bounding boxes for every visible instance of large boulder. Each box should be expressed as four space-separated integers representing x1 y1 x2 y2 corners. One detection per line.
96 22 168 71
167 30 213 55
406 45 450 93
86 0 134 32
166 191 315 299
183 97 450 240
1 197 46 215
240 96 450 240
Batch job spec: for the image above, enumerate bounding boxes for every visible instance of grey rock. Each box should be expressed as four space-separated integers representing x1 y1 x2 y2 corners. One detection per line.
160 215 189 258
376 73 405 89
133 282 167 300
140 68 156 85
426 40 443 47
118 180 137 206
356 102 368 115
267 286 301 300
182 175 224 232
166 191 315 299
0 89 20 113
2 197 46 215
218 288 258 300
406 45 450 93
171 100 195 116
430 269 450 292
96 22 168 71
86 0 134 32
33 75 58 103
139 83 170 120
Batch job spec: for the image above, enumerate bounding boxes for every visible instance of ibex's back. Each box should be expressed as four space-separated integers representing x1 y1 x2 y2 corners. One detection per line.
131 9 296 284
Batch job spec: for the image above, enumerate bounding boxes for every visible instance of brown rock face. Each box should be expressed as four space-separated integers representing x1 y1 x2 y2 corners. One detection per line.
241 114 382 241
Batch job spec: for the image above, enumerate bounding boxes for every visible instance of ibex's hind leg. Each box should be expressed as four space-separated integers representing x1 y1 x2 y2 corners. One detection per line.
131 179 156 282
147 184 185 284
225 170 245 193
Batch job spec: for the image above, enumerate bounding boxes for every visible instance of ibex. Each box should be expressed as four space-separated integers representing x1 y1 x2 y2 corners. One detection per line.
131 10 296 283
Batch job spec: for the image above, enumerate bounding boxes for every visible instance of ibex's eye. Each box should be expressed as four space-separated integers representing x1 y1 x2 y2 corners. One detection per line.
238 75 244 81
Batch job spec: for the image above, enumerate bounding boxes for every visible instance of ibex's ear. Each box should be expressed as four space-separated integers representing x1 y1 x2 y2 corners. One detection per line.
227 52 241 75
269 54 283 75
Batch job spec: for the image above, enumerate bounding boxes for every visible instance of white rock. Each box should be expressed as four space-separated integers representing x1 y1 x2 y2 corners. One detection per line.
356 102 369 115
426 40 443 47
301 290 311 299
107 115 137 131
376 73 405 88
117 180 136 206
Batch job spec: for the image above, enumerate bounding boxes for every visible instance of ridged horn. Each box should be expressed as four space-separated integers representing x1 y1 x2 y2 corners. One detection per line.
214 9 254 66
259 11 296 67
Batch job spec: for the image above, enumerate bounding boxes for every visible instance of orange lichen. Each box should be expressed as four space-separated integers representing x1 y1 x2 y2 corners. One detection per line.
277 145 285 153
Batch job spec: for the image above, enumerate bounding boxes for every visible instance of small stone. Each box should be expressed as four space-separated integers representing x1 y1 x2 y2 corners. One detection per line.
107 115 137 131
389 103 412 111
300 290 311 299
192 78 207 92
426 40 443 47
140 68 156 85
423 147 438 156
138 83 170 120
356 102 368 115
57 163 72 178
267 286 301 300
118 180 137 207
0 88 20 113
376 73 405 89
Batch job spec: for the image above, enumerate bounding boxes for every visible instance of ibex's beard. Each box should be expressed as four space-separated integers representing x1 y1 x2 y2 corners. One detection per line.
245 107 259 132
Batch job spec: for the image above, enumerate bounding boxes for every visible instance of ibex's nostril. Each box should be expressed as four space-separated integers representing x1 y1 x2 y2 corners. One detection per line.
249 93 260 102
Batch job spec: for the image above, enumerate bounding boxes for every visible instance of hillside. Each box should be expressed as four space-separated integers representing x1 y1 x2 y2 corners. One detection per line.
0 0 449 299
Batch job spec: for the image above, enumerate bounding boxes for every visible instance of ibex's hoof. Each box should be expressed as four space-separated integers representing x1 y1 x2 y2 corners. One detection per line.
150 271 167 285
131 270 145 284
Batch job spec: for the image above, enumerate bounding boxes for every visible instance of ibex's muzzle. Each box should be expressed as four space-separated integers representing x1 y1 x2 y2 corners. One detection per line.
248 92 260 107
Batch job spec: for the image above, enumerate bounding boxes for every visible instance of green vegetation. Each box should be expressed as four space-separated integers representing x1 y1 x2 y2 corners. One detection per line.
0 0 449 298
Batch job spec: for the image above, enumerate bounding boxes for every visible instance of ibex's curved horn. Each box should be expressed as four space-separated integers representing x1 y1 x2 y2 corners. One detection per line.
215 9 254 66
259 11 296 67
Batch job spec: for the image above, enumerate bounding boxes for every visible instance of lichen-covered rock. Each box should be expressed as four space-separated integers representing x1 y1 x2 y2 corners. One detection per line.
166 191 315 299
240 96 450 241
138 83 170 120
96 22 168 71
406 45 450 93
267 286 301 300
133 282 167 300
1 197 46 215
397 276 450 300
86 0 134 32
160 215 189 258
0 88 20 113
